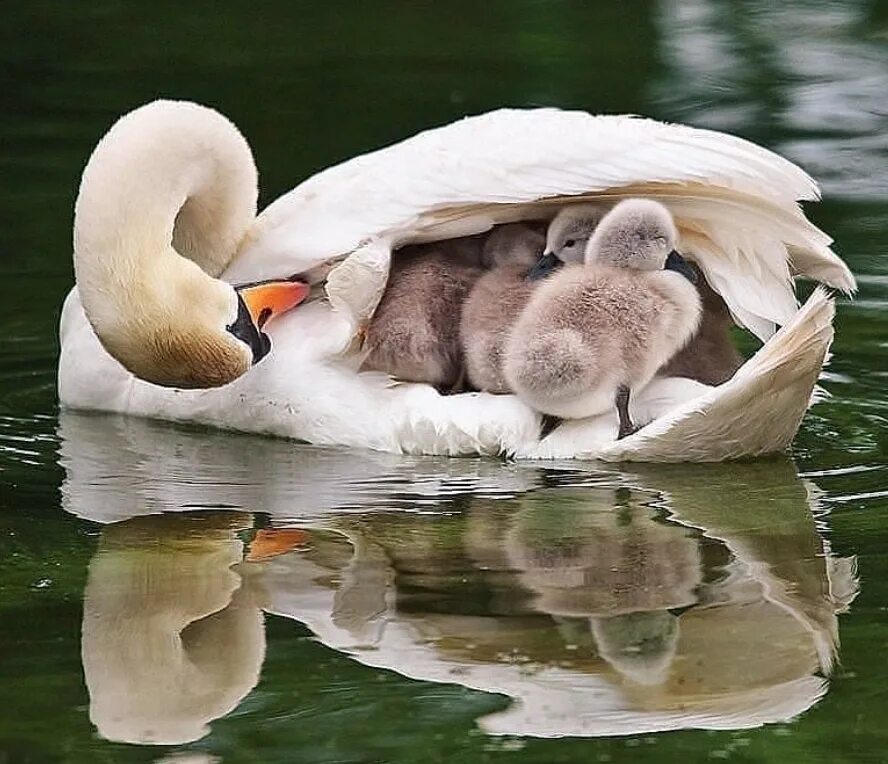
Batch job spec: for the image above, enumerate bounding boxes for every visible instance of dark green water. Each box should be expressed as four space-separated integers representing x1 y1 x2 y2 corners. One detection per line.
2 1 887 762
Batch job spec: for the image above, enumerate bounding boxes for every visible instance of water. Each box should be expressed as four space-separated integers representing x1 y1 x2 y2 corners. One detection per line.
1 1 887 762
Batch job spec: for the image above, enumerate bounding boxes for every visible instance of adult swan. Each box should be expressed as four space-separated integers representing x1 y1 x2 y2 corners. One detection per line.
58 100 855 460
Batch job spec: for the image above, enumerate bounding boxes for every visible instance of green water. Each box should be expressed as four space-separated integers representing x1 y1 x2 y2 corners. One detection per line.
2 1 887 762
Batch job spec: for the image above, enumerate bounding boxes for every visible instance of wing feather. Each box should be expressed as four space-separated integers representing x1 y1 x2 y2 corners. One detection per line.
225 108 854 338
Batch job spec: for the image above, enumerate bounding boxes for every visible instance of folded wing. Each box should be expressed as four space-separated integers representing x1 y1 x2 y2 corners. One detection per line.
230 109 854 341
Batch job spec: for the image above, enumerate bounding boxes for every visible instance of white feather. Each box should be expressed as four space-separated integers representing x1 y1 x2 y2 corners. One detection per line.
222 109 853 343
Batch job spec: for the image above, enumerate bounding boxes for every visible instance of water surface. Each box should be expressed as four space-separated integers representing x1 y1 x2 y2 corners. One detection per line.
1 1 887 762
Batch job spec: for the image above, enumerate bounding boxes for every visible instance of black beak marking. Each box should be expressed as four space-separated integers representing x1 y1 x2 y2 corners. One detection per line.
527 252 563 281
227 293 271 365
664 250 698 284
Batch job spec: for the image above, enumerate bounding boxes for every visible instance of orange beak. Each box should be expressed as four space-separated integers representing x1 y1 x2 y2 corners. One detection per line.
236 278 311 330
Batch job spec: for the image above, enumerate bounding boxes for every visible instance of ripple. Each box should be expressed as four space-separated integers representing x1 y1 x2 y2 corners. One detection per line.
829 489 888 504
799 464 885 479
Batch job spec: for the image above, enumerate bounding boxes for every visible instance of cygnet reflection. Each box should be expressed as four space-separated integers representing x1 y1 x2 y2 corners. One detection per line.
589 611 680 686
502 490 701 617
259 465 856 736
498 487 700 687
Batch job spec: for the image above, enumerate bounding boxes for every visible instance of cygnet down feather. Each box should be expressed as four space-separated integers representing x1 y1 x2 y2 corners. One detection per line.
361 242 482 390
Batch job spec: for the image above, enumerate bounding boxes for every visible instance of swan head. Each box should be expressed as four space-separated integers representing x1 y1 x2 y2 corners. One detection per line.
72 99 311 390
85 257 310 389
585 199 697 282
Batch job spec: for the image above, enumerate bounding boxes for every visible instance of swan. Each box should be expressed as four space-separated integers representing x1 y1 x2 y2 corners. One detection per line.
504 200 702 437
71 101 311 389
59 100 854 460
460 223 545 393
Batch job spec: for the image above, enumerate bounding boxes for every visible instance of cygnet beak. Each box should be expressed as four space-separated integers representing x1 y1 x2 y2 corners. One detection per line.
527 252 562 281
664 251 698 284
235 278 311 330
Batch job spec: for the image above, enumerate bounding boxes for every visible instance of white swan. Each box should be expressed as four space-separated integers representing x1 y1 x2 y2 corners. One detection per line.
59 100 855 460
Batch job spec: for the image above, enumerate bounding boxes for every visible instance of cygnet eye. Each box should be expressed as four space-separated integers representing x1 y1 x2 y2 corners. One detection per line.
564 238 576 248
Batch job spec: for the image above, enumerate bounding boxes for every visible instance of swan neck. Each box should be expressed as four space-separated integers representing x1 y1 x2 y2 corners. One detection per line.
70 101 259 387
73 101 258 285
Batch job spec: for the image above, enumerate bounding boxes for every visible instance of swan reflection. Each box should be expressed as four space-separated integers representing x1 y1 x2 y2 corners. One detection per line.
81 512 264 745
60 412 856 742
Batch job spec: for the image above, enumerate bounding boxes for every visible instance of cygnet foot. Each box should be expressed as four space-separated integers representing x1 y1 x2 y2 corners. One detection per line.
438 366 470 396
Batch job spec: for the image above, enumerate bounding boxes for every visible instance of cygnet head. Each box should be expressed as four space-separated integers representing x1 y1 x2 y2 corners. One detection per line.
481 223 545 269
544 203 611 264
590 611 680 686
585 199 696 281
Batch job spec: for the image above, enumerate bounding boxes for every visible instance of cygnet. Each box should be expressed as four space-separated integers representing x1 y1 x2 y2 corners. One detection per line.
460 223 546 393
361 240 482 391
503 199 702 438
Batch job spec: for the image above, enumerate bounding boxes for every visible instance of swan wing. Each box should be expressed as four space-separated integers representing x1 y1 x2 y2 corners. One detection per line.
227 108 853 340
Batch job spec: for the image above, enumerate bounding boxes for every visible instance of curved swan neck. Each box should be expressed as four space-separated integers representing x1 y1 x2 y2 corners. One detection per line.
74 100 258 285
72 100 260 387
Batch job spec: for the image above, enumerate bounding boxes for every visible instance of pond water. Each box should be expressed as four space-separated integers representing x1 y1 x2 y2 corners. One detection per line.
1 1 887 762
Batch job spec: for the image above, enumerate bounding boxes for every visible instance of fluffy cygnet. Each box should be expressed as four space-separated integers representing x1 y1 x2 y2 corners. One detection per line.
460 223 546 393
503 199 703 438
544 203 743 385
361 241 482 390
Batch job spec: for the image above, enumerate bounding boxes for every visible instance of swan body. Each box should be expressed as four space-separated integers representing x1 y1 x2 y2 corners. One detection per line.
460 224 545 393
59 100 852 460
504 201 702 425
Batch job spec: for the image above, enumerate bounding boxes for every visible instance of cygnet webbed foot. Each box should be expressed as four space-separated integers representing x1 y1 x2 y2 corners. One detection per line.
615 385 640 440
